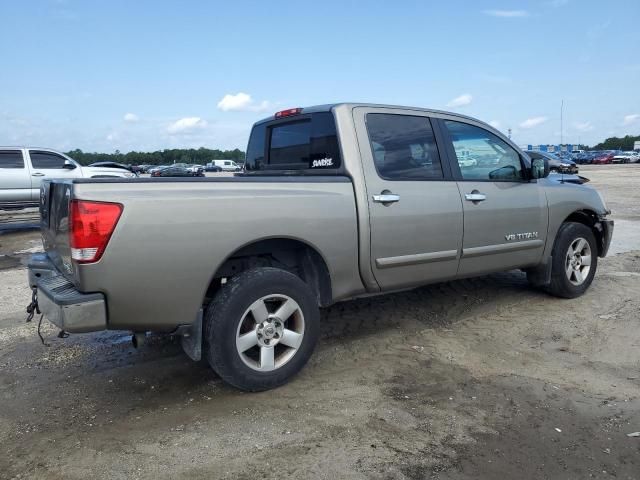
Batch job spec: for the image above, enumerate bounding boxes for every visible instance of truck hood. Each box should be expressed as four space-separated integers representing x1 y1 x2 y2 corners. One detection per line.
547 173 589 185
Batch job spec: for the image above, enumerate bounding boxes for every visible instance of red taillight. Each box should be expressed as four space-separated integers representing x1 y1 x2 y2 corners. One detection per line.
69 200 123 263
275 107 303 118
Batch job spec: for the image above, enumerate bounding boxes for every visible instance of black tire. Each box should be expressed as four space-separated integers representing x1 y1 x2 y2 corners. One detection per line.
545 222 598 299
203 267 320 391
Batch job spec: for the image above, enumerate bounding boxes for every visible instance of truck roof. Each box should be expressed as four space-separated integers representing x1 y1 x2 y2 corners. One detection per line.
0 146 63 151
254 102 490 126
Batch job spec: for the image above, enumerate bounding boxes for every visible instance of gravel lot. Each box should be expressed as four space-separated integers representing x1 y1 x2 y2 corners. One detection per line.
1 165 639 479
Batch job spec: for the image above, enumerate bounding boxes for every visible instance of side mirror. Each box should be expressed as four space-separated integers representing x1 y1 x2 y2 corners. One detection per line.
530 157 549 179
63 159 77 170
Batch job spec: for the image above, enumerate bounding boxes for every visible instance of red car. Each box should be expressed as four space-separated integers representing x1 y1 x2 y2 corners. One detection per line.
593 153 614 164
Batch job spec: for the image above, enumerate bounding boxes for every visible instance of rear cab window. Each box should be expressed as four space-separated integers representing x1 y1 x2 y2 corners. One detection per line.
245 111 342 173
0 150 25 168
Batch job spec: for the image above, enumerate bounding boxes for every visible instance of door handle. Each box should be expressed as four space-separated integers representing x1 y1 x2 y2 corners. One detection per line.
464 192 486 202
32 173 45 177
372 193 400 204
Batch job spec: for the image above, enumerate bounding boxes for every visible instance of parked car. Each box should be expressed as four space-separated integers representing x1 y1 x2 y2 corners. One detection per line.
88 161 138 175
208 159 242 172
187 164 206 176
456 150 478 168
573 152 592 164
27 103 613 391
0 147 136 210
205 164 223 172
527 151 578 174
147 165 169 175
150 165 193 177
593 152 614 164
612 151 640 163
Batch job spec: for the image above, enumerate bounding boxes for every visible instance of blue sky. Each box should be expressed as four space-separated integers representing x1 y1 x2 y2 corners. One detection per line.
1 0 639 152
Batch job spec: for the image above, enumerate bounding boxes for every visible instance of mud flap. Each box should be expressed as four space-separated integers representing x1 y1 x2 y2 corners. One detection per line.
526 255 553 287
180 309 203 361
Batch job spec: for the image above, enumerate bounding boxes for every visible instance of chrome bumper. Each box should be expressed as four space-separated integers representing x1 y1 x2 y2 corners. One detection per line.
27 254 107 333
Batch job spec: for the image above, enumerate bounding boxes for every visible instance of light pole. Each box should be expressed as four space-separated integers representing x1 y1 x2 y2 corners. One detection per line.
560 99 564 147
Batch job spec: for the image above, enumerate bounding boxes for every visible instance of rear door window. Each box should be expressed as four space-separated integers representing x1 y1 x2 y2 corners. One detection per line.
245 112 341 172
365 113 444 180
0 150 24 168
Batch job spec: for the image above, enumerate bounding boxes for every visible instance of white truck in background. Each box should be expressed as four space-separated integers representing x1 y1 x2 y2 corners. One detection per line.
634 140 640 151
0 147 136 210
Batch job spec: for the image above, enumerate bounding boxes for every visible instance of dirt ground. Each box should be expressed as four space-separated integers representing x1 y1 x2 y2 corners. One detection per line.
1 165 639 479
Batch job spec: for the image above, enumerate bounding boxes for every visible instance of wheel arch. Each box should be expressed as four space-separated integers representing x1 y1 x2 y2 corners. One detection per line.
561 209 606 256
206 236 333 307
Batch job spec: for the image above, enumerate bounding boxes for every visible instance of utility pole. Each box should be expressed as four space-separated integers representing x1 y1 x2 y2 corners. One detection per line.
560 99 564 147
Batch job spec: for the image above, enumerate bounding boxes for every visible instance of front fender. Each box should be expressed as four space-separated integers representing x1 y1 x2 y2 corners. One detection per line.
542 179 610 259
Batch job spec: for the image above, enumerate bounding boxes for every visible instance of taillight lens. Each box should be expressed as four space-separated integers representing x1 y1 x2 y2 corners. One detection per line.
69 200 123 263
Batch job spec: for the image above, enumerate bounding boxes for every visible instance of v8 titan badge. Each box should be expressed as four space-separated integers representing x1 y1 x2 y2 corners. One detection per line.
505 232 539 241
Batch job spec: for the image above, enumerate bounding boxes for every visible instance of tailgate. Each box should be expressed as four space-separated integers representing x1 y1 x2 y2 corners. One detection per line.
40 180 75 282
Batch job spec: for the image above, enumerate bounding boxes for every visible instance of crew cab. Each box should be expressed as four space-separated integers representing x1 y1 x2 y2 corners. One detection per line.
27 104 613 391
0 148 136 210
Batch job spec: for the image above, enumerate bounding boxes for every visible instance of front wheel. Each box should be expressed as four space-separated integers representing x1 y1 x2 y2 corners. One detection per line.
545 222 598 298
203 267 320 391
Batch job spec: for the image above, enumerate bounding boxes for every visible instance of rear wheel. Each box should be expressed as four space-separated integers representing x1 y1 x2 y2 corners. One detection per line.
545 222 598 298
203 267 320 391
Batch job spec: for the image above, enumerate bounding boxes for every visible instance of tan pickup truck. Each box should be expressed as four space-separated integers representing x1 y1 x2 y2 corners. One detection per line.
27 103 613 391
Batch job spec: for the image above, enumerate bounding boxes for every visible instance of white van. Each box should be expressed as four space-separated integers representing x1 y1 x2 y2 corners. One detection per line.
208 160 242 172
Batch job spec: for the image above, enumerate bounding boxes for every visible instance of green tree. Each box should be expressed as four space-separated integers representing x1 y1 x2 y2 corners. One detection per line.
591 134 640 151
65 147 246 166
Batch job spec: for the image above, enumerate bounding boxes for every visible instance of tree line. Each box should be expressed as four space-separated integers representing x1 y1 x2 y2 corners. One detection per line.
591 134 640 151
66 148 246 166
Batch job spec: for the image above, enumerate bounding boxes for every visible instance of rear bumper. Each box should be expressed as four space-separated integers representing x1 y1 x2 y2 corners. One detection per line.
27 253 107 333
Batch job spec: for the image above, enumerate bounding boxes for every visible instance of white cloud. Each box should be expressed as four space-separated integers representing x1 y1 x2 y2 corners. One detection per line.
123 113 139 123
622 114 640 126
574 121 594 132
519 116 548 129
217 92 271 112
483 9 530 18
446 93 473 108
167 117 208 134
489 120 501 129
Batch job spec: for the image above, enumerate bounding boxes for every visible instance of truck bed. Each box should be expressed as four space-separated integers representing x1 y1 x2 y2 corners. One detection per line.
40 175 364 332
